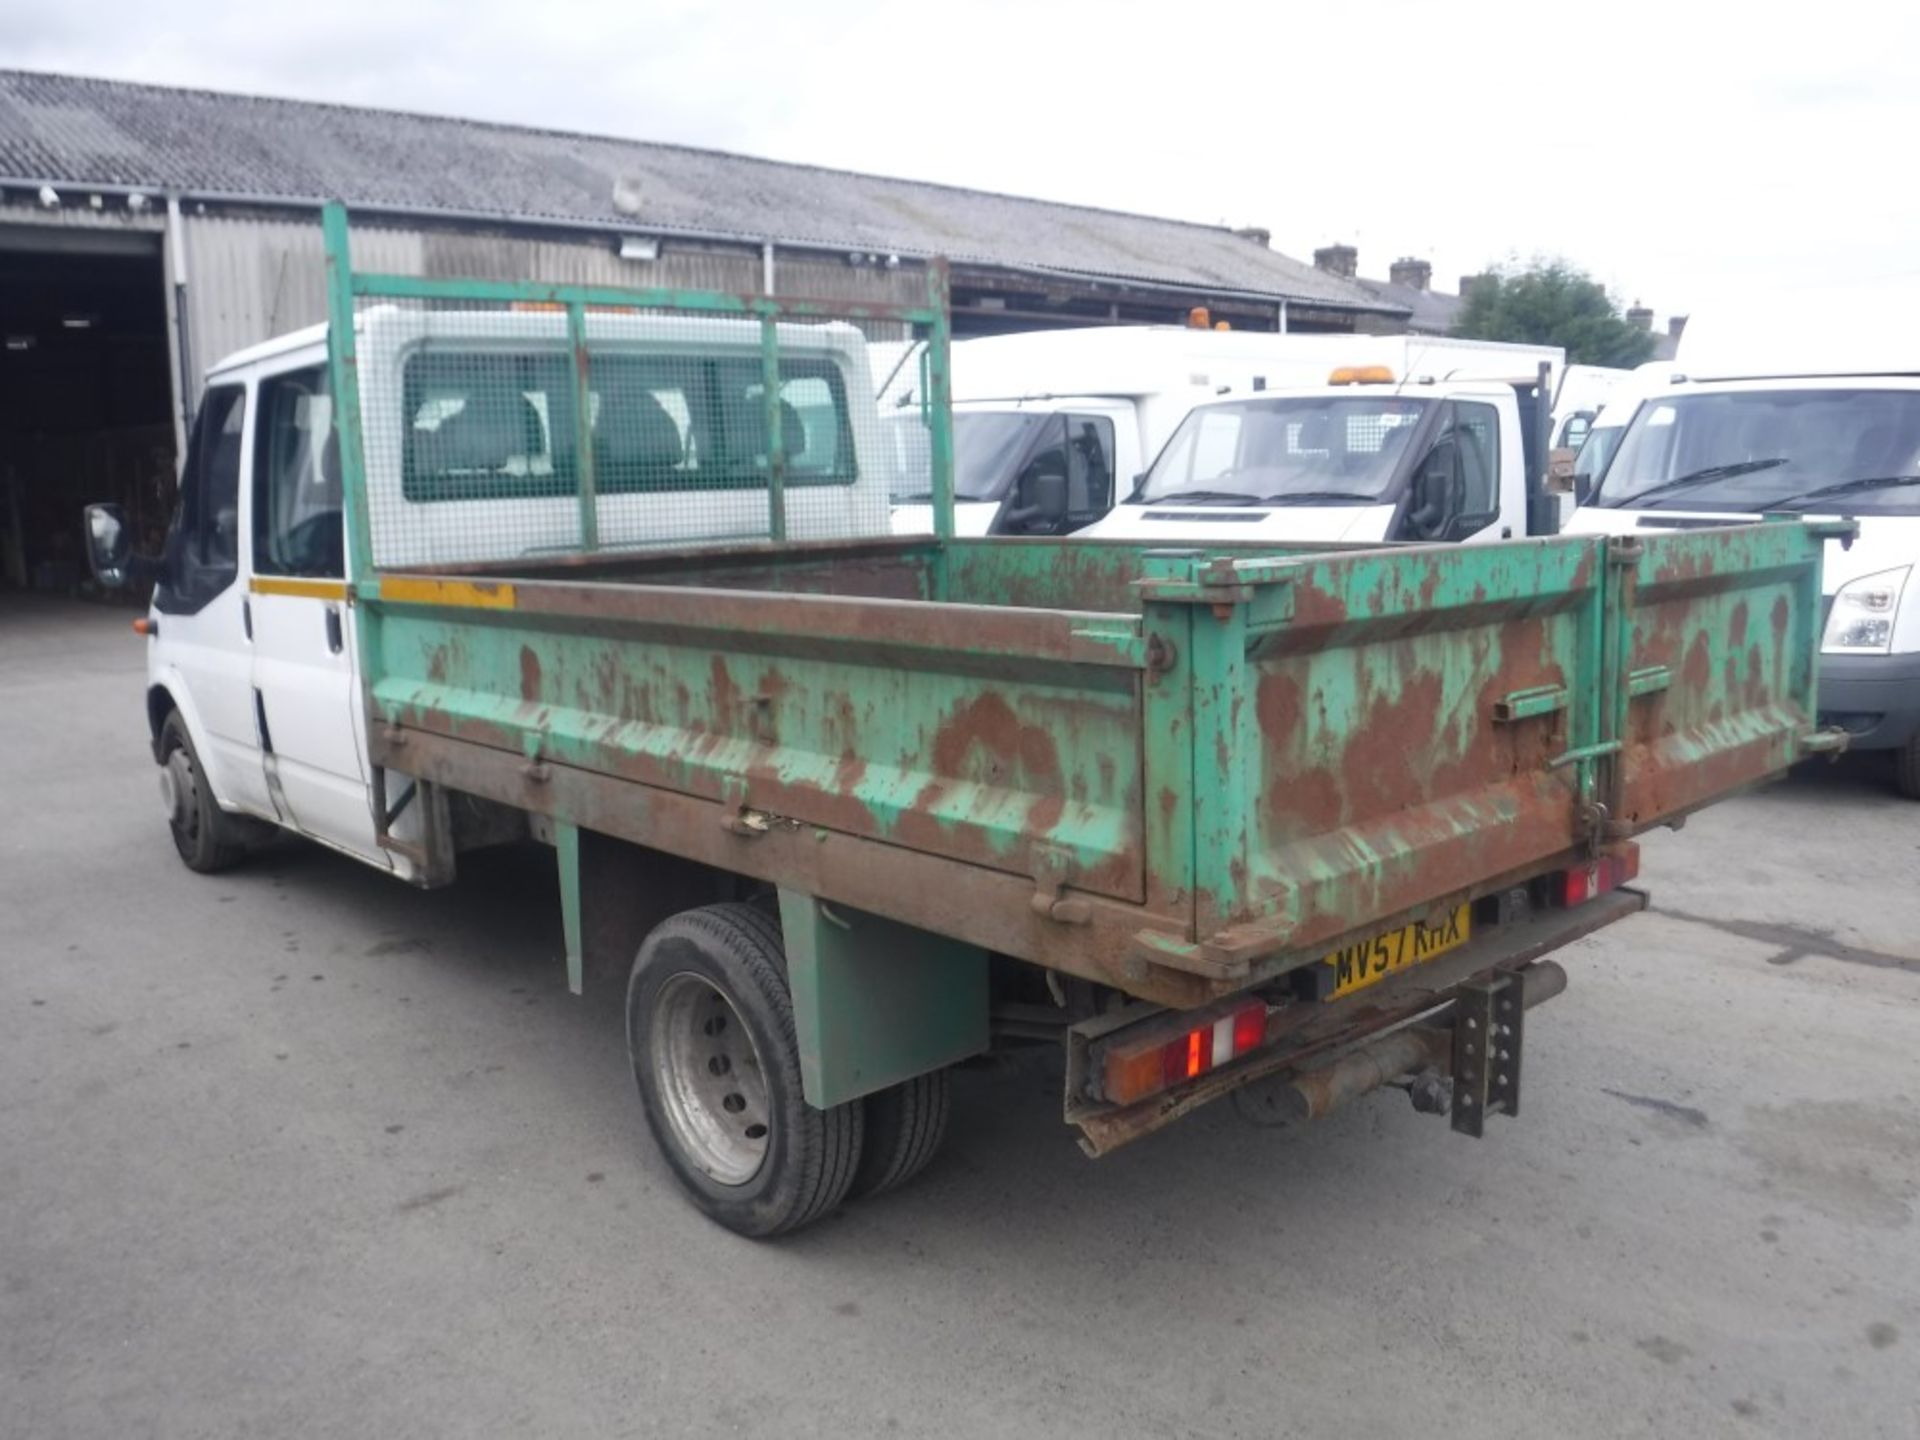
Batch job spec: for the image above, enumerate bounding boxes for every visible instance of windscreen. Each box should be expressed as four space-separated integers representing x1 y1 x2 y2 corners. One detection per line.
1591 387 1920 514
1137 395 1428 504
1572 422 1626 487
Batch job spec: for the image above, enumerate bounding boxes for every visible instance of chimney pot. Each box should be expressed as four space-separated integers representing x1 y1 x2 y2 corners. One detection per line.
1313 243 1358 279
1388 257 1432 292
1626 302 1654 332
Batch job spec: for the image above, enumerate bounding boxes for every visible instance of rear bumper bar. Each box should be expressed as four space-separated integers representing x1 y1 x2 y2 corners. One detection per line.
1066 887 1645 1157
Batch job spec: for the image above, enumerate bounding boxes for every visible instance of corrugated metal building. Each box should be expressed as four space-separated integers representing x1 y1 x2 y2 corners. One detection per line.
0 69 1404 584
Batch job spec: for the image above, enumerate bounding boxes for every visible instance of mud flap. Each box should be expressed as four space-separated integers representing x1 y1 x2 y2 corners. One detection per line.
777 890 989 1110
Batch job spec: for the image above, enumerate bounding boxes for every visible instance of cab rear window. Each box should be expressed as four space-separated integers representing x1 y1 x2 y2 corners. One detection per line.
399 350 856 502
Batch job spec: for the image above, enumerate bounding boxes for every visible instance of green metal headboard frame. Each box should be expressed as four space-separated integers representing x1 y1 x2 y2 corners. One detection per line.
319 199 957 592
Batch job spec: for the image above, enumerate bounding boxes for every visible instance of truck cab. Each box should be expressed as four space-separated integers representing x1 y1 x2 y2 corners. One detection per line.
1565 368 1920 797
1077 367 1557 546
92 305 896 875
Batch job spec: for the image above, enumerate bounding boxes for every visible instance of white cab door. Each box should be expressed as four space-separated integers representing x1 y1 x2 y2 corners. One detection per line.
246 364 388 868
150 382 276 819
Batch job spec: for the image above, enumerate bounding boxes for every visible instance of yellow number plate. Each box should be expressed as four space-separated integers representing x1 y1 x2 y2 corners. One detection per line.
1320 905 1472 1001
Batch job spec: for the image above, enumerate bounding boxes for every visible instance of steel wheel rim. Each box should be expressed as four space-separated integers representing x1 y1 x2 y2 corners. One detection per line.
650 972 771 1185
165 748 198 837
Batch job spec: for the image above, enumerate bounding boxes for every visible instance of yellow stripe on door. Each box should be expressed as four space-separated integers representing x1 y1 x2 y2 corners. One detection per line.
250 576 349 601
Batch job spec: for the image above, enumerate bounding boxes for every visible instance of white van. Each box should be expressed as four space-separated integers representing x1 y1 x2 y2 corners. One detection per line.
1550 363 1634 451
1076 363 1560 547
1565 366 1920 797
888 328 1560 538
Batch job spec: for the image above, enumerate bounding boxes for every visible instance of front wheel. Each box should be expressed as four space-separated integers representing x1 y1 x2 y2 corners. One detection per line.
1895 733 1920 800
627 903 864 1237
158 711 257 873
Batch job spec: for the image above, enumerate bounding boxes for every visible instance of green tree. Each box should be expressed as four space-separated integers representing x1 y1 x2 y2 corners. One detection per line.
1452 261 1656 367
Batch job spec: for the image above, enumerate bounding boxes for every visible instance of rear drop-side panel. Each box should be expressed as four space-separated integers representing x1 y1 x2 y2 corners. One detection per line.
1230 539 1604 954
1611 524 1827 830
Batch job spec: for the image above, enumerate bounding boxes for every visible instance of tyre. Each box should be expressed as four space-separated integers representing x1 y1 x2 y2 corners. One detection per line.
1895 734 1920 801
851 1069 951 1199
157 710 255 873
626 902 864 1237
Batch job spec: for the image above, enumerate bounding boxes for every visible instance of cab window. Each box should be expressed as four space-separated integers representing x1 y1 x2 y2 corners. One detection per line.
155 383 247 614
999 413 1117 533
1065 414 1116 524
253 366 343 577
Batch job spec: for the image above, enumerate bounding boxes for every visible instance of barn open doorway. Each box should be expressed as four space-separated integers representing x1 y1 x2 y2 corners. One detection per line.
0 230 175 594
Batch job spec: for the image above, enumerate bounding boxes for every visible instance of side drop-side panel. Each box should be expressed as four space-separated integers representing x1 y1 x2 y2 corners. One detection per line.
368 581 1149 903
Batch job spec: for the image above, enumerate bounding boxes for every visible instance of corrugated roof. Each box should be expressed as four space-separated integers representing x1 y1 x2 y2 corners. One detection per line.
1354 277 1463 335
0 70 1403 316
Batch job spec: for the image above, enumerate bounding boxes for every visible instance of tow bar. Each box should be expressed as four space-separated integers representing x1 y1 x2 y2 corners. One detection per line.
1280 961 1566 1133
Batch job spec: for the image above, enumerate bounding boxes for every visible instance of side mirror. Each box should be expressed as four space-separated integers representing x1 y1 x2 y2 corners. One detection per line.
1404 443 1457 540
84 503 132 587
1031 468 1069 525
1573 472 1594 506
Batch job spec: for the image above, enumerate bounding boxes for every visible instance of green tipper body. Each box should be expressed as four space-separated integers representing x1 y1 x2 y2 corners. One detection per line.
318 205 1844 1108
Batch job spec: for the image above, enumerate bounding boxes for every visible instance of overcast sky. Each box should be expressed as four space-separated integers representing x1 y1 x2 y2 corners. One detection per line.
7 0 1916 323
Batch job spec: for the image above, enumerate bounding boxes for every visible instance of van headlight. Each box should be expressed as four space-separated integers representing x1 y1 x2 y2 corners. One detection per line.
1822 566 1910 654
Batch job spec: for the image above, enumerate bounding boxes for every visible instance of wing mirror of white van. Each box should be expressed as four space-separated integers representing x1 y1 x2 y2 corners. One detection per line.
83 503 132 587
1572 471 1595 507
1032 469 1069 525
1002 466 1071 534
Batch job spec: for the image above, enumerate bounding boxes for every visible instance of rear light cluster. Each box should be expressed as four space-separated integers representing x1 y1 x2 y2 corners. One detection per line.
1100 999 1267 1107
1554 843 1640 907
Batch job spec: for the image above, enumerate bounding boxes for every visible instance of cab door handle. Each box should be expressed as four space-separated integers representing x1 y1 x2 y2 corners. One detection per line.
324 605 344 655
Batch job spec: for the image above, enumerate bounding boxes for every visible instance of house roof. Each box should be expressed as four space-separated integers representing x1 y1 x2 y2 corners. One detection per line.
1353 276 1463 335
0 70 1404 317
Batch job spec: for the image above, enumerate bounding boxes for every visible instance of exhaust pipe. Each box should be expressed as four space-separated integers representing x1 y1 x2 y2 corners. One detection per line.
1280 961 1567 1124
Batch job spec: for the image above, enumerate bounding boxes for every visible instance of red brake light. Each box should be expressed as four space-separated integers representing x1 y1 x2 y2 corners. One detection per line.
1555 844 1639 906
1232 1003 1267 1054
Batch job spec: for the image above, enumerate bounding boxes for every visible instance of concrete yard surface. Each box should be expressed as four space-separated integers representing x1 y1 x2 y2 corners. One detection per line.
4 598 1918 1439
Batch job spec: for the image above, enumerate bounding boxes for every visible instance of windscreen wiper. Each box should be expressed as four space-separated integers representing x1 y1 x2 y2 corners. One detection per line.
1613 457 1789 507
1141 490 1264 506
1769 474 1920 509
1258 490 1379 505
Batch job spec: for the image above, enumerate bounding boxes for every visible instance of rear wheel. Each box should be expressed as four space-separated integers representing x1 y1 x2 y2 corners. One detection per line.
157 711 256 873
851 1070 951 1199
1895 734 1920 800
627 902 864 1237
